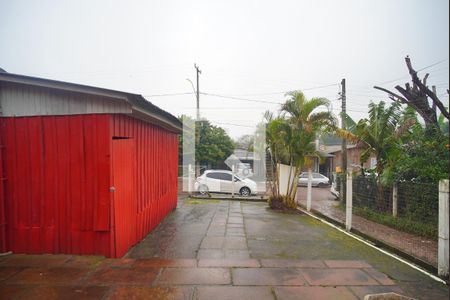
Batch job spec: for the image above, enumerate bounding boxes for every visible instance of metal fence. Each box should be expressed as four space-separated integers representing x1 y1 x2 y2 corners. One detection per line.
326 173 445 273
346 175 443 274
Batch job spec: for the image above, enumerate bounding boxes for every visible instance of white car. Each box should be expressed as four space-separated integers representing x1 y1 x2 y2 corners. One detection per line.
195 170 257 196
298 172 330 187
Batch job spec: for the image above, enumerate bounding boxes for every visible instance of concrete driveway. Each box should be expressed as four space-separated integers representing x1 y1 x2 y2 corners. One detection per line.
0 197 447 299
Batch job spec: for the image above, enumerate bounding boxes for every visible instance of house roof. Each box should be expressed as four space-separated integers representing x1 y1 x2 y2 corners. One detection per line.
233 149 254 160
324 144 358 154
0 71 182 133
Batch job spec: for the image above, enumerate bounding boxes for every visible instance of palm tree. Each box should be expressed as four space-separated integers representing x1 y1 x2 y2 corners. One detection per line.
338 101 402 204
278 91 336 208
264 112 289 198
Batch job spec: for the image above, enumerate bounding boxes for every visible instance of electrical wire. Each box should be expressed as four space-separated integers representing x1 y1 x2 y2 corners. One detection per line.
212 122 255 128
377 58 449 86
214 83 339 97
144 92 194 97
200 92 281 104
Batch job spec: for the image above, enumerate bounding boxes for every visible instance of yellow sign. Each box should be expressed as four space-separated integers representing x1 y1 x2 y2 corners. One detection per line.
336 166 342 173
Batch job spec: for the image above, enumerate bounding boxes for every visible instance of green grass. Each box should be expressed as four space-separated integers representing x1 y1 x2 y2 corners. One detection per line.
185 198 220 205
352 206 437 239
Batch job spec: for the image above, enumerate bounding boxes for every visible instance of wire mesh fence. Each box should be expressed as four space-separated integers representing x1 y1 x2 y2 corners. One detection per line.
350 175 438 267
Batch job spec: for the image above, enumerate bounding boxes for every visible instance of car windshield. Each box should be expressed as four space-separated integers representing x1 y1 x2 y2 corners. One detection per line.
234 174 244 181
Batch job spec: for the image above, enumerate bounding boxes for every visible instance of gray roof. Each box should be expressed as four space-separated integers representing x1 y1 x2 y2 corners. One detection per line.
233 149 254 160
0 71 182 133
324 144 358 154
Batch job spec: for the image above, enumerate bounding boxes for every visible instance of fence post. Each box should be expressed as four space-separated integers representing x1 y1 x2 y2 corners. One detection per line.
345 170 352 231
232 165 235 198
392 182 398 218
188 164 192 194
307 168 312 211
438 179 449 278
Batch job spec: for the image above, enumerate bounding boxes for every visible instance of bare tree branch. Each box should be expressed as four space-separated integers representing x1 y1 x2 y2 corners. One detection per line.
405 55 449 120
394 85 435 125
373 86 408 103
374 56 449 127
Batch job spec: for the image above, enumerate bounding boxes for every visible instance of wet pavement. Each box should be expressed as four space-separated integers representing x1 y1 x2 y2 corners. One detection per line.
0 197 448 299
295 186 438 267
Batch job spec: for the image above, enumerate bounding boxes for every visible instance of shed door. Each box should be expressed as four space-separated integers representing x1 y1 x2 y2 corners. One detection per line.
112 138 137 257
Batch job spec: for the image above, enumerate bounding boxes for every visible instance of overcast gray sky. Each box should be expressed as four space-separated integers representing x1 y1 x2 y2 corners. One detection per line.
1 0 448 138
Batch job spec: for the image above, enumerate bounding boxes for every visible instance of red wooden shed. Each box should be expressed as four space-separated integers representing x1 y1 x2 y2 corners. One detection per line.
0 71 182 257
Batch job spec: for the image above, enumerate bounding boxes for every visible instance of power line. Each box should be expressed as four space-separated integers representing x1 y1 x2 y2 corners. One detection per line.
182 106 369 113
416 58 448 72
201 92 281 104
216 83 339 97
144 92 193 97
144 83 341 101
211 122 255 128
377 58 449 86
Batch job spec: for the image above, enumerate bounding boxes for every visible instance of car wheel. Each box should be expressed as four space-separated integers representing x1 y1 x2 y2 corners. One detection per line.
239 187 251 196
198 184 209 195
318 182 326 188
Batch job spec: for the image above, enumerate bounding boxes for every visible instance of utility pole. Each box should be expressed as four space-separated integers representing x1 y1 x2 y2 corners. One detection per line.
341 78 347 202
194 64 201 177
195 64 201 120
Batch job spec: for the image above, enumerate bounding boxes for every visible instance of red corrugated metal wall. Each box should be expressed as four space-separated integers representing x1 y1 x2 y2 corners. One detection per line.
0 114 178 257
0 123 6 253
0 115 112 256
112 138 137 257
111 115 178 249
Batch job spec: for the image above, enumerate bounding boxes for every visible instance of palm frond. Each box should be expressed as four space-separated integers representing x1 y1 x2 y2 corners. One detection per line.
335 128 360 144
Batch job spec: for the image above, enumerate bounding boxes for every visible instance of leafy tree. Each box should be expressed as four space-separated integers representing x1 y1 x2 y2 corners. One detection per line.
178 116 235 170
196 120 235 169
388 108 449 183
395 128 448 183
337 101 403 203
338 105 448 185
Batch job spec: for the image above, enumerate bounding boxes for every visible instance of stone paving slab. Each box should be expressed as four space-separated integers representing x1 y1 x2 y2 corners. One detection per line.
0 254 70 268
0 257 434 299
0 267 22 281
134 258 197 268
0 199 448 299
0 284 29 300
157 268 231 285
324 260 373 268
6 267 89 285
260 259 326 268
198 259 260 268
23 286 109 300
232 268 307 286
349 286 405 299
107 286 193 300
87 267 160 285
274 286 358 300
301 268 379 286
196 286 274 300
363 268 396 285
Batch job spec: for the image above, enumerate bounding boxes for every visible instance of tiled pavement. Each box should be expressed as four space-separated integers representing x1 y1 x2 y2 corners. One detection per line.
0 199 448 299
0 255 402 300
